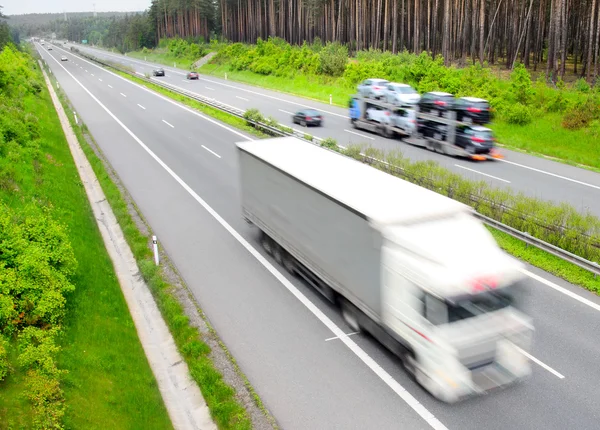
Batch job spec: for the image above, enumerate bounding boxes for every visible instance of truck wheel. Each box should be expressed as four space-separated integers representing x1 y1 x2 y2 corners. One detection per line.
282 252 296 275
260 232 273 256
272 244 283 265
341 299 361 333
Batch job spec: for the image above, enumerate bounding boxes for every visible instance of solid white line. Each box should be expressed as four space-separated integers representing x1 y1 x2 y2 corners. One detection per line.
108 84 113 88
137 104 146 110
344 129 375 140
523 269 600 313
98 78 103 82
515 346 565 379
205 86 215 91
120 92 127 97
279 109 294 115
162 119 174 128
325 332 359 342
498 159 600 190
236 96 249 101
454 164 511 183
46 47 448 430
201 145 221 158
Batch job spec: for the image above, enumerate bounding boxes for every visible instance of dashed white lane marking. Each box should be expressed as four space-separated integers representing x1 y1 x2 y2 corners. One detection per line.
344 129 375 140
201 145 221 158
455 164 511 183
515 346 565 379
162 119 174 128
137 104 146 110
236 96 249 101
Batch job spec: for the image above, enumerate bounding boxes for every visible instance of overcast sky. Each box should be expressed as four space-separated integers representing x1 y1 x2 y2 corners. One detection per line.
2 0 150 15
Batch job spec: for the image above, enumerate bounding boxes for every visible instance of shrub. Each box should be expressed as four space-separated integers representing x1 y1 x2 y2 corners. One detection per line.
319 42 348 77
562 98 600 130
575 78 591 93
504 103 533 125
510 63 534 105
320 137 338 149
243 108 265 125
0 335 9 381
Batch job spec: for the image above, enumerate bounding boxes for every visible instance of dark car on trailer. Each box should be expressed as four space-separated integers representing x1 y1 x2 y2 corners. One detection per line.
292 109 323 127
454 97 492 124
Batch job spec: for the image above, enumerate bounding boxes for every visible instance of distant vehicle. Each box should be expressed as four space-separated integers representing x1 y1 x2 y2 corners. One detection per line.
237 136 533 404
418 92 455 117
186 71 199 80
292 109 322 127
48 46 52 50
383 83 420 106
454 125 496 155
357 78 390 99
60 56 68 61
454 97 492 124
152 68 165 77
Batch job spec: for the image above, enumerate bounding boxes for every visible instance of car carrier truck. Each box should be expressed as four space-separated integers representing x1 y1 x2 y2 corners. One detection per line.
236 136 533 403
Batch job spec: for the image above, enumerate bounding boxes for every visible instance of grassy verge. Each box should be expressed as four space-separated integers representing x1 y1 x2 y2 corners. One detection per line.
109 61 600 298
489 227 600 294
198 60 600 172
127 49 197 70
0 50 172 429
49 60 255 429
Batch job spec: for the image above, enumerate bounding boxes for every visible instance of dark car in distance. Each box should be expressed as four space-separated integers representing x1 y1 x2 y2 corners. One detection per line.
418 92 456 117
454 97 492 124
292 109 323 127
186 71 199 80
153 68 165 76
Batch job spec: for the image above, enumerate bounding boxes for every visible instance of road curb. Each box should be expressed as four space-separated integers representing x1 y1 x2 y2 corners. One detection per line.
39 60 217 430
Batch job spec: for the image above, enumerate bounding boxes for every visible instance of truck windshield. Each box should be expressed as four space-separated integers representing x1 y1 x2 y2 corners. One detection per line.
424 283 524 326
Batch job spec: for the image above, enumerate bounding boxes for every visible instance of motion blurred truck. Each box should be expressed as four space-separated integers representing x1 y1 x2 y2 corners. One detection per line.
236 136 534 403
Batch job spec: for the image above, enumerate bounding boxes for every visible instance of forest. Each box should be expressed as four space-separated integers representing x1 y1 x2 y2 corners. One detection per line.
4 0 600 82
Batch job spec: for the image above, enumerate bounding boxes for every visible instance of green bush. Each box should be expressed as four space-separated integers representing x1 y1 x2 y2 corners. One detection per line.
510 63 534 105
562 98 600 130
320 137 338 149
575 78 591 93
319 42 348 77
243 107 266 125
504 102 533 125
0 335 8 381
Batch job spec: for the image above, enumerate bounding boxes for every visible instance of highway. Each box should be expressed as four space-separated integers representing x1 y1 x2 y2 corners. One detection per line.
38 43 600 430
69 43 600 218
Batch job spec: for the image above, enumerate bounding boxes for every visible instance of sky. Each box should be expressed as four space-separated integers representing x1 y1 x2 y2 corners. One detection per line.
2 0 150 16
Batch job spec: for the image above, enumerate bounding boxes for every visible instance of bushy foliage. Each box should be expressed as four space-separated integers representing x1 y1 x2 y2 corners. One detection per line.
0 204 77 334
319 42 348 77
504 103 533 125
510 63 534 105
562 97 600 130
0 335 8 381
320 137 338 149
167 38 207 60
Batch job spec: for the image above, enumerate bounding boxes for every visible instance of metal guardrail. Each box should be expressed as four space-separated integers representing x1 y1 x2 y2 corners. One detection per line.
71 47 600 278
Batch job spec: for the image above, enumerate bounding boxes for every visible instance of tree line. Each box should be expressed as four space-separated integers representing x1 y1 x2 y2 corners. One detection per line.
219 0 600 82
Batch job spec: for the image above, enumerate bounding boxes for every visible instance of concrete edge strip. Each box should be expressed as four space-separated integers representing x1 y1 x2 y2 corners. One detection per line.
38 60 216 430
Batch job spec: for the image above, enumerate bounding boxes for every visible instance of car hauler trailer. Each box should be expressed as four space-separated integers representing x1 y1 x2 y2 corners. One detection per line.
349 95 416 139
406 108 503 161
236 136 533 403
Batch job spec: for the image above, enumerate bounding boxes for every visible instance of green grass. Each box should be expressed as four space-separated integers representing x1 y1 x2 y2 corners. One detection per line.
489 227 600 294
51 61 254 430
127 49 198 70
200 62 351 107
0 72 172 428
492 114 600 170
199 60 600 172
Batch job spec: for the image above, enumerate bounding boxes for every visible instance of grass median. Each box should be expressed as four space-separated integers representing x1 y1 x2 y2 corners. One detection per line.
0 47 172 429
49 57 257 430
107 57 600 298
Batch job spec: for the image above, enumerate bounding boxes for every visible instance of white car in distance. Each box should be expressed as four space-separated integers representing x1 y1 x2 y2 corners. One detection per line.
384 83 421 106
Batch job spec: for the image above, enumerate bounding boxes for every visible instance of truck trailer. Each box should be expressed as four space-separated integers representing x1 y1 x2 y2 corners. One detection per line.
236 136 533 403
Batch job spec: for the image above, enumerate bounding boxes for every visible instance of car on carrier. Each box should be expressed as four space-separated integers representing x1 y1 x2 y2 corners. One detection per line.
418 92 455 117
454 97 492 124
455 125 496 154
357 78 390 99
384 83 421 106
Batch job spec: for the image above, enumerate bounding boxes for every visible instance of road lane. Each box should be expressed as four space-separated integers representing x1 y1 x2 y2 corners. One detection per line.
39 43 600 430
69 43 600 216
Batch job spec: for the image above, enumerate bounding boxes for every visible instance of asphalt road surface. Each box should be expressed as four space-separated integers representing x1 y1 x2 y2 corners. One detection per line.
70 43 599 218
38 43 600 430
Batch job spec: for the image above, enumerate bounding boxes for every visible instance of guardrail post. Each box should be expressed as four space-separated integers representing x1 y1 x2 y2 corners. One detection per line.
330 94 332 105
145 56 147 61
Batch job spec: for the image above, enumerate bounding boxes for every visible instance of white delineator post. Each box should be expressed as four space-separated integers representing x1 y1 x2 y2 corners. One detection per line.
330 94 332 105
153 235 159 265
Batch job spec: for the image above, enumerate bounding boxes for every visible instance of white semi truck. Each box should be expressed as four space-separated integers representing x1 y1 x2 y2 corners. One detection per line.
236 136 533 403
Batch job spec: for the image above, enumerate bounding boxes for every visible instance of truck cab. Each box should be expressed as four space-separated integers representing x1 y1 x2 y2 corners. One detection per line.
380 211 533 402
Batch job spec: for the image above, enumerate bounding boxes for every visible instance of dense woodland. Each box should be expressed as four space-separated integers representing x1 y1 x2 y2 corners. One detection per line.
4 0 600 81
219 0 600 81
